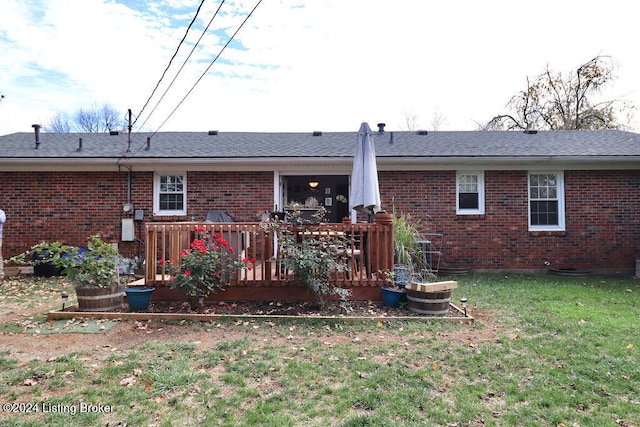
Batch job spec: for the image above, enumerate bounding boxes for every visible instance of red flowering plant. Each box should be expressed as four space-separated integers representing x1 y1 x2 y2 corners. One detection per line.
161 226 254 300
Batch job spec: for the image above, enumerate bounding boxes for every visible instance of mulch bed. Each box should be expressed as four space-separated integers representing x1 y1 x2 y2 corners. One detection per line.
124 299 466 318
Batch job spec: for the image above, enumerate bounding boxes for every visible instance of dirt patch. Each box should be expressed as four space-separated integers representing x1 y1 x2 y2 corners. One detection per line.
1 276 494 365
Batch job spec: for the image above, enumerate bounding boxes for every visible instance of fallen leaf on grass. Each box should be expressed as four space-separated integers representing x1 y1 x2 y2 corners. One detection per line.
626 343 633 350
120 376 136 387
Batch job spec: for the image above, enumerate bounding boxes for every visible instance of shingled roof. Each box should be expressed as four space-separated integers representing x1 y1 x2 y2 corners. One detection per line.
2 129 639 169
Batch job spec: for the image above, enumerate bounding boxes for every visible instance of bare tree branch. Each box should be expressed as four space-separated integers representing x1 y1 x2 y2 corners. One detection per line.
46 103 125 133
481 55 634 131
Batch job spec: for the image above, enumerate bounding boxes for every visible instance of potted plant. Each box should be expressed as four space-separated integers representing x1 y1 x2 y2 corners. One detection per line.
8 235 125 311
392 209 423 287
162 226 254 310
378 269 407 308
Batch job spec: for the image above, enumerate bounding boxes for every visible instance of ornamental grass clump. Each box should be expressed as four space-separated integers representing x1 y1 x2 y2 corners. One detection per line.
163 226 254 300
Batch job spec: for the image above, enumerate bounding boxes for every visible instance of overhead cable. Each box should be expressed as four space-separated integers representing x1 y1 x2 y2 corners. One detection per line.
135 0 227 133
132 0 207 129
148 0 264 138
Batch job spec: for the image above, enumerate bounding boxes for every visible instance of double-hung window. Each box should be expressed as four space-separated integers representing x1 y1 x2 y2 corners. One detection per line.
456 172 484 214
528 172 565 231
153 173 187 216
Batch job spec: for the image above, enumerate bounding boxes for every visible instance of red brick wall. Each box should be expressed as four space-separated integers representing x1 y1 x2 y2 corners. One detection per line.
0 171 274 259
2 169 638 274
379 170 640 274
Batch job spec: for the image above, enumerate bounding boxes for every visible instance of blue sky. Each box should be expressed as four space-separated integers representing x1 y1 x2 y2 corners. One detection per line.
1 0 639 135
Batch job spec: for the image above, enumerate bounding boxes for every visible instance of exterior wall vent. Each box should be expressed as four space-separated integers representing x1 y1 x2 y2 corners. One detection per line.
312 131 322 136
524 129 538 134
109 130 119 136
416 130 428 135
208 130 218 135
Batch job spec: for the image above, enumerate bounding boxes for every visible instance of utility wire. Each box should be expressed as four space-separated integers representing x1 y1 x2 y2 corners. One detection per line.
132 0 207 129
135 0 226 133
148 0 264 138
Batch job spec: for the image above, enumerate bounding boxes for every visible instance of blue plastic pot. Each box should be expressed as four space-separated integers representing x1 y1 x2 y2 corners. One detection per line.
381 286 407 308
125 287 155 311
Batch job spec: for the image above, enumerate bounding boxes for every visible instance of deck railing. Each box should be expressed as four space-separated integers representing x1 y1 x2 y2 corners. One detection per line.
144 218 394 290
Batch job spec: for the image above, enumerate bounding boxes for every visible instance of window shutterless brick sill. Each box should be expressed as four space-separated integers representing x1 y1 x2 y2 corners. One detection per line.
455 214 485 220
528 230 567 237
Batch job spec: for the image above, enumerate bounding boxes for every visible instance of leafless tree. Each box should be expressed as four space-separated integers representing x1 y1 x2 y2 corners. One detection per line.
483 56 635 131
404 108 448 131
45 104 125 133
430 107 447 131
74 104 124 133
44 112 72 133
403 111 419 131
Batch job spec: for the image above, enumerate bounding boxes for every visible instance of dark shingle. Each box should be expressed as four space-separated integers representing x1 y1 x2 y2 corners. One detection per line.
1 129 639 161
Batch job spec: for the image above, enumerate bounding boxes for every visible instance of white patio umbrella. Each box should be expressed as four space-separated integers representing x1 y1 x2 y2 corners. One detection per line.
350 122 381 216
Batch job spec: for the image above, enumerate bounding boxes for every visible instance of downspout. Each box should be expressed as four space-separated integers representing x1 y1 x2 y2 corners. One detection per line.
127 168 132 205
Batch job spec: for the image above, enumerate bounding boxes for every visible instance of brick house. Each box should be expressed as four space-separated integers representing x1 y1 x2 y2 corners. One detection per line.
1 125 639 276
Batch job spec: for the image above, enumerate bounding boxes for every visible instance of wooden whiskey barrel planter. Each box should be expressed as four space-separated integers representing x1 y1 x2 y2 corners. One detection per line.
76 284 126 312
406 280 457 316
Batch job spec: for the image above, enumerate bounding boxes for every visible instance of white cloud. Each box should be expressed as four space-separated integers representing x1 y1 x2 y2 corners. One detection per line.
1 0 638 135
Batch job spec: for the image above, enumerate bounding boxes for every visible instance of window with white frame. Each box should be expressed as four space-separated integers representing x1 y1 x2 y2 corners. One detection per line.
456 172 484 214
153 173 187 216
528 172 565 231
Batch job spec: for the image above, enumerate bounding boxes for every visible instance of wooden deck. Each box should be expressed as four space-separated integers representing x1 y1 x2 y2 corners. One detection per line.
143 216 394 301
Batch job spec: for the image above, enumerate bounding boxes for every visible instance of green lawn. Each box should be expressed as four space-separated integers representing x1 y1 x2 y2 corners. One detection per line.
0 274 638 426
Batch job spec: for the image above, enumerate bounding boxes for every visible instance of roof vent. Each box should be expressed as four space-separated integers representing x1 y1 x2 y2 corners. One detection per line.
312 131 322 136
377 123 386 133
524 129 538 135
109 130 119 136
32 124 41 149
208 130 218 136
416 130 428 136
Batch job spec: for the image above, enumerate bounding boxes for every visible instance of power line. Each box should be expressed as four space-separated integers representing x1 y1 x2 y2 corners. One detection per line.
132 0 207 129
135 0 227 133
148 0 264 138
